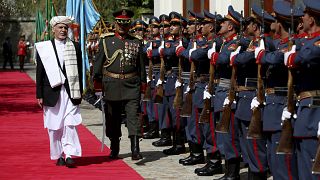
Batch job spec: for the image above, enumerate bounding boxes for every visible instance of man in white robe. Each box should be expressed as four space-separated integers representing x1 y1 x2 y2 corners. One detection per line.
35 16 83 167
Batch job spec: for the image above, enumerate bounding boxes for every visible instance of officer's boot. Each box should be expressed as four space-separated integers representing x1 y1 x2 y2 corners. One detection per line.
179 141 193 164
181 143 205 166
248 169 267 180
109 137 120 159
143 121 159 139
130 136 143 160
195 151 223 176
215 157 240 180
152 128 172 147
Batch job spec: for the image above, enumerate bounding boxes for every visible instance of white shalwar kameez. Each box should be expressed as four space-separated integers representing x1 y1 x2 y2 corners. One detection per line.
43 39 82 160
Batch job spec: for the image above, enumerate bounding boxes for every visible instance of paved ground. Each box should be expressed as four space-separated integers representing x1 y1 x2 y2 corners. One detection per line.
22 63 272 180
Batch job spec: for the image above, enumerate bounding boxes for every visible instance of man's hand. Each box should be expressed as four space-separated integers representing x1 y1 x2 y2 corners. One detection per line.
159 40 164 57
37 98 43 108
203 90 212 100
189 41 197 58
223 97 230 107
175 80 182 88
175 40 185 57
250 97 260 110
156 79 163 86
284 45 296 66
207 42 216 59
254 39 265 63
230 46 241 66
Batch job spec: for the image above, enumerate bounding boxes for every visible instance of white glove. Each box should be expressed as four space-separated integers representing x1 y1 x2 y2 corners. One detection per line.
189 41 197 58
223 97 230 106
158 40 164 54
184 85 191 94
284 45 296 66
175 40 183 51
156 79 163 86
281 107 291 121
250 97 260 110
147 76 151 83
230 46 241 62
207 42 216 59
147 42 152 51
254 39 265 59
203 90 212 99
175 80 182 88
317 121 320 137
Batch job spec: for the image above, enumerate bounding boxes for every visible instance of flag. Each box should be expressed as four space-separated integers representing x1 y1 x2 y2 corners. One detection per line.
35 10 45 42
66 0 101 90
44 0 57 40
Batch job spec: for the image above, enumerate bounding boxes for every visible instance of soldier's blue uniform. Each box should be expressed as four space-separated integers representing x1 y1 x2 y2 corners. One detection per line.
211 6 243 180
188 10 224 176
142 17 162 139
287 1 320 179
258 2 304 179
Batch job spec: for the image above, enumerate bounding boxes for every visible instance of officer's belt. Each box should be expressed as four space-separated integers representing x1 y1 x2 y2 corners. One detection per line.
104 71 137 79
196 74 209 83
218 78 231 88
265 87 288 96
297 90 320 101
237 86 256 92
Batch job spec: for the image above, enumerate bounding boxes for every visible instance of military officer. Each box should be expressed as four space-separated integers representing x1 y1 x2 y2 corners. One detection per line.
143 16 162 140
208 6 243 180
284 0 320 179
93 8 146 160
188 10 224 176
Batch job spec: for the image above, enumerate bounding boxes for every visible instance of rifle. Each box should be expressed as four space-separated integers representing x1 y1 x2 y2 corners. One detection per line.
154 34 165 104
199 12 218 123
180 21 197 117
173 16 184 109
216 11 243 133
143 42 153 101
247 0 265 139
276 1 295 154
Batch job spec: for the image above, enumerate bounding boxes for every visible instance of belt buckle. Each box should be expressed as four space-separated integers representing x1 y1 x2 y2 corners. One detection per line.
119 74 125 79
245 78 257 88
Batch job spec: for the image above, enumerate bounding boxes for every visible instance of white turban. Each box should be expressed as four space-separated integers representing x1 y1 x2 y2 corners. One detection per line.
50 16 73 27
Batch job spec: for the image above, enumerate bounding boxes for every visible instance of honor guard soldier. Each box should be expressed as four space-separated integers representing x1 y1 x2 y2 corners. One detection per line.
254 1 304 179
93 8 146 160
159 14 171 39
254 2 303 179
178 11 208 166
143 16 162 140
188 10 224 176
283 0 320 179
131 19 147 43
156 11 188 155
208 6 243 180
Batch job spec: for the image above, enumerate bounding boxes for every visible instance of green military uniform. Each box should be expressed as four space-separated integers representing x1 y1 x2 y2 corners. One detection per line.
94 32 146 137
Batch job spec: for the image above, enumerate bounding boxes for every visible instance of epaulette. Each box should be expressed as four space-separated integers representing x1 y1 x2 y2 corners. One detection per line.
100 32 114 38
314 40 320 47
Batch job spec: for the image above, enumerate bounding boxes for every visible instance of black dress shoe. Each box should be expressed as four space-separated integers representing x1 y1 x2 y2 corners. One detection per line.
152 138 172 147
181 153 205 166
143 130 160 139
65 157 76 168
179 154 193 164
56 157 66 166
163 146 186 155
195 161 223 176
109 150 119 159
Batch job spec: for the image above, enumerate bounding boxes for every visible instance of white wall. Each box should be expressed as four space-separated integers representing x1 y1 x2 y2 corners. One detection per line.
154 0 183 17
209 0 244 16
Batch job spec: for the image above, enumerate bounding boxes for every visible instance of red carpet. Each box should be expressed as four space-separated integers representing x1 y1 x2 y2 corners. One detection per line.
0 71 143 180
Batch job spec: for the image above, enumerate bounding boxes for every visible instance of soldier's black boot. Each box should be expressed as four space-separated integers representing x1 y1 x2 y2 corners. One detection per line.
195 151 223 176
130 136 143 160
179 142 193 164
109 137 120 159
143 121 159 139
162 130 186 155
181 143 205 166
215 158 240 180
152 128 172 147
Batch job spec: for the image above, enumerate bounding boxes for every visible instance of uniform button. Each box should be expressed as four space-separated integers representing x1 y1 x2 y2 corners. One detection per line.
272 102 275 105
244 95 246 98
